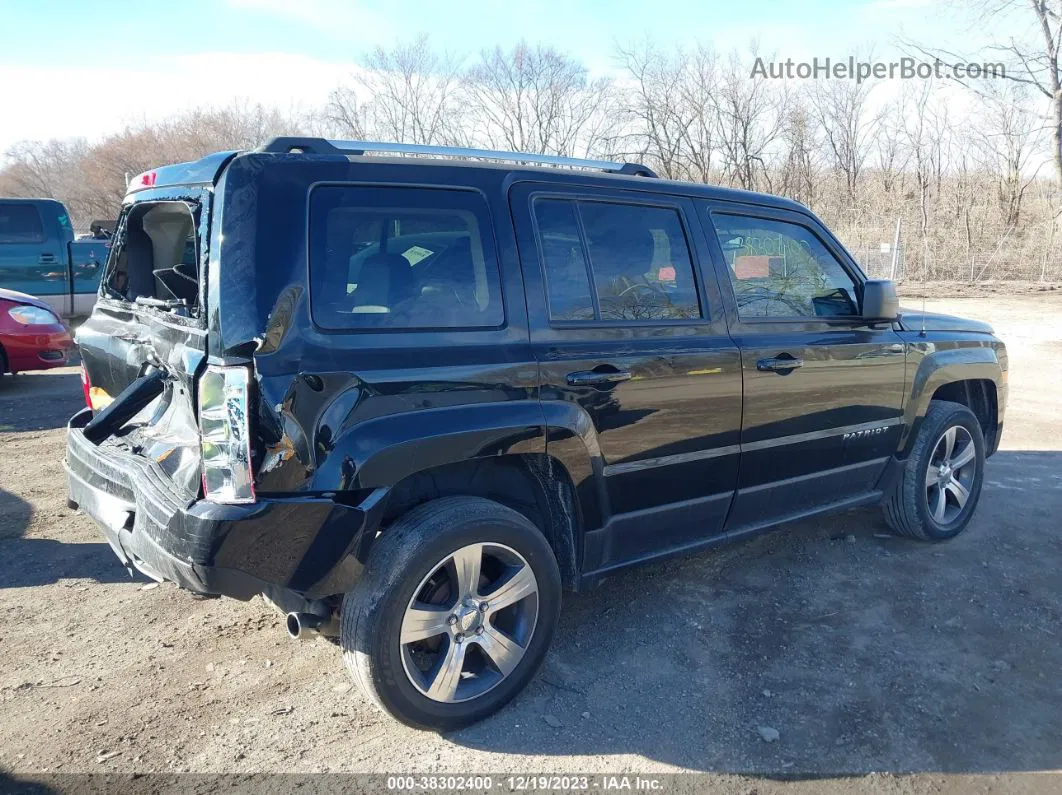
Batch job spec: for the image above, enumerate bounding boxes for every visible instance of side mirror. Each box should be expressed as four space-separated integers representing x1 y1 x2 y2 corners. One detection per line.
862 279 899 321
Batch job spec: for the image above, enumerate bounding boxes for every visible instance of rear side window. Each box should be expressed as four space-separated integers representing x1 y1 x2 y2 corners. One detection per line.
0 204 45 243
533 198 701 322
309 186 504 330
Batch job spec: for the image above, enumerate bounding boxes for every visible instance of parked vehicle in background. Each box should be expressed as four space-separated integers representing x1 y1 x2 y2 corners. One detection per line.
0 287 74 379
0 198 109 318
66 139 1007 731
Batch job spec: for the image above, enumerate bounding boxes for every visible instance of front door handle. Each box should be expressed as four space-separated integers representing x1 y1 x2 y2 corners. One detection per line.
38 253 56 264
566 369 632 387
756 357 804 373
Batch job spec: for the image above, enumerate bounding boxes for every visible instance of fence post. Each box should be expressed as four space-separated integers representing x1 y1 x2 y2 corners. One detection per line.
890 217 902 281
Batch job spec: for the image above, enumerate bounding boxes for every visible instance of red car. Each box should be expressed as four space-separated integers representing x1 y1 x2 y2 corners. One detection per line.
0 288 74 379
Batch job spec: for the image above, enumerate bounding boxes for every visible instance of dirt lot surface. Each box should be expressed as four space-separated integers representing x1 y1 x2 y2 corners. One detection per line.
1 293 1061 792
896 280 1062 299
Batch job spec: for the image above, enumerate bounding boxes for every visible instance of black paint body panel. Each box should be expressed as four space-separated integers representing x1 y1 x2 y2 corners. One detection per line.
68 149 1009 602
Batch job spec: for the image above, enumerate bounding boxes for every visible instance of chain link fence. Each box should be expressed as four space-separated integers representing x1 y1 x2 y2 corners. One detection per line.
836 217 1062 284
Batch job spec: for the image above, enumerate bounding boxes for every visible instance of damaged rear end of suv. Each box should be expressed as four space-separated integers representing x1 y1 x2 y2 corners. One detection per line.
66 149 374 640
66 141 563 731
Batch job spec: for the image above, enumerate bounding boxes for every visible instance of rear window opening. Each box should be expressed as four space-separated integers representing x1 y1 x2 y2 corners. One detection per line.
104 201 200 315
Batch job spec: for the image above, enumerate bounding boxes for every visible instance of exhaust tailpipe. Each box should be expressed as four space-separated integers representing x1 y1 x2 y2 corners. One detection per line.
286 610 338 640
286 611 320 639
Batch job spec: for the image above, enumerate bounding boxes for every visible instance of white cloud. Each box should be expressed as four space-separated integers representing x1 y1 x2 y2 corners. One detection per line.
0 51 353 153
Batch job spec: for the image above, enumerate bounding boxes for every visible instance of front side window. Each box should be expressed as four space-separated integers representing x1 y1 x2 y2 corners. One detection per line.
310 187 504 330
0 204 45 244
533 198 701 322
709 213 859 319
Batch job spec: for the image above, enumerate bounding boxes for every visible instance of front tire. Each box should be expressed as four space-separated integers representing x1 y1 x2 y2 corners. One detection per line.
340 496 561 730
884 400 986 540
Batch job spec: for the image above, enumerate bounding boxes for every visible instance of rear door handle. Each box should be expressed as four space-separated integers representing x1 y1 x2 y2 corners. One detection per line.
116 333 148 344
756 357 804 372
38 253 56 264
566 369 632 386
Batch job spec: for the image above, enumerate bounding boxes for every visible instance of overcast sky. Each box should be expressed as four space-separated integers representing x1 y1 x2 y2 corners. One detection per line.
0 0 1001 154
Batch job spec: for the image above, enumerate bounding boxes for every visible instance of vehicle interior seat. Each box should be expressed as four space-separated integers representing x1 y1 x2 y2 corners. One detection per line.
351 253 414 313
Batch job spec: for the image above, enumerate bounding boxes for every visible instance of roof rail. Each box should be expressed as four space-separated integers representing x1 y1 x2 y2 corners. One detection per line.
255 137 658 178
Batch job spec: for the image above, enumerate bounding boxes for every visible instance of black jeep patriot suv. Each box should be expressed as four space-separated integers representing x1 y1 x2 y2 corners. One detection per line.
66 138 1007 729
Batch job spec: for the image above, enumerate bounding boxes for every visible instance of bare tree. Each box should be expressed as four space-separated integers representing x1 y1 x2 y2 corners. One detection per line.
899 83 936 263
992 0 1062 185
461 42 613 156
809 74 876 200
948 125 981 279
873 101 911 197
678 46 720 182
612 42 688 178
2 103 304 226
910 0 1062 185
778 97 819 206
974 80 1044 226
714 49 788 191
612 42 718 180
326 35 463 145
323 86 368 139
0 139 88 198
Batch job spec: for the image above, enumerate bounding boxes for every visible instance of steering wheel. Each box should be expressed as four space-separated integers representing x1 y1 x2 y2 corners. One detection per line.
617 280 661 299
735 285 808 316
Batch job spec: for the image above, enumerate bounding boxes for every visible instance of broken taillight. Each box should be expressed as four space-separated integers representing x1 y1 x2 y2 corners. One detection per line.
80 364 92 410
198 365 255 504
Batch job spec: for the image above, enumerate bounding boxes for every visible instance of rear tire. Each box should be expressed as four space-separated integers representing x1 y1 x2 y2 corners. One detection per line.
883 400 985 541
340 496 561 730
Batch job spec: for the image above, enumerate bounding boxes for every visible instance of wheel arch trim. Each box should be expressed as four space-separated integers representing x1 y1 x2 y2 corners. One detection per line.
308 400 548 492
898 344 1005 456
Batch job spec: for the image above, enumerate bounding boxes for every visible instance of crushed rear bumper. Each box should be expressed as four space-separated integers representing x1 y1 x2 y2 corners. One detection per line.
65 408 380 601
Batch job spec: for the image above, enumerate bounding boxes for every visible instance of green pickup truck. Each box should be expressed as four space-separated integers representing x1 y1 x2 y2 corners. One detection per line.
0 198 109 317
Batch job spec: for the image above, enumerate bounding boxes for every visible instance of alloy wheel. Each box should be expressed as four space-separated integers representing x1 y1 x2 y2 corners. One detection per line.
925 425 977 525
399 542 539 703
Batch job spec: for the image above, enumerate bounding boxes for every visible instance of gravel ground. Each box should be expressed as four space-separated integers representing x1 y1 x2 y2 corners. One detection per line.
1 293 1060 792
